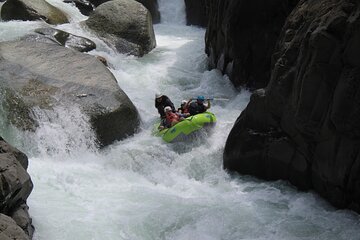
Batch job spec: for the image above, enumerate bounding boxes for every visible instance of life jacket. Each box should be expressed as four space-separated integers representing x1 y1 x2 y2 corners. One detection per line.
165 112 179 126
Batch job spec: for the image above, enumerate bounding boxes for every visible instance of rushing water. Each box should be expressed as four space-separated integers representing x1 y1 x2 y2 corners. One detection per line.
1 1 360 239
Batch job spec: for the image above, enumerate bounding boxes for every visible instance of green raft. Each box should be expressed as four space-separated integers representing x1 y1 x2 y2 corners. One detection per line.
154 112 217 143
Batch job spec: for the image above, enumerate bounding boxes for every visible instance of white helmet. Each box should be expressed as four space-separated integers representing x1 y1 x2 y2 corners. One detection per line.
155 93 163 99
164 106 172 112
181 100 187 105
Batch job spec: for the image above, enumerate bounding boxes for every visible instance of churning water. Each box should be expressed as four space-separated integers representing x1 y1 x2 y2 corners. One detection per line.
1 0 360 239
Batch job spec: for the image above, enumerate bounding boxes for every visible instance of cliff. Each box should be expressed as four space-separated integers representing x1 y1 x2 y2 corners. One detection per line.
223 0 360 212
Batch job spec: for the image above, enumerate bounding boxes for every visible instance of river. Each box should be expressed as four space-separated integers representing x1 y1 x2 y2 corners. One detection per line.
1 0 360 239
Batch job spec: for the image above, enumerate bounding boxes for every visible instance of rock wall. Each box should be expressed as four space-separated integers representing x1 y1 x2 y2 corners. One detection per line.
224 0 360 212
184 0 208 27
0 137 34 239
205 0 298 89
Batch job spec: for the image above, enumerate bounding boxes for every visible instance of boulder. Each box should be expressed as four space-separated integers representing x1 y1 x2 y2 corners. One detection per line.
0 214 29 240
184 0 208 27
0 139 33 215
205 0 298 89
224 0 360 212
135 0 160 24
0 137 33 238
1 0 69 24
84 0 156 56
0 40 140 147
86 0 160 23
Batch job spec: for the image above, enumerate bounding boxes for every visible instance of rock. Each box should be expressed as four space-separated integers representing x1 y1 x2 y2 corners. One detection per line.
0 40 140 147
0 214 29 240
184 0 208 27
87 0 160 23
205 0 298 89
20 27 96 53
135 0 160 24
0 138 33 239
224 0 360 212
84 0 156 56
10 204 34 239
0 138 33 214
64 0 94 16
95 55 108 66
34 27 96 52
1 0 69 24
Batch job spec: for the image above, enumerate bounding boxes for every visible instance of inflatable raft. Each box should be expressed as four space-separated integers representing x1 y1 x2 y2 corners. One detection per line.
154 112 217 143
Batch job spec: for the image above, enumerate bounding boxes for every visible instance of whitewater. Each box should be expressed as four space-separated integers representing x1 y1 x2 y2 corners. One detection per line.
1 0 360 239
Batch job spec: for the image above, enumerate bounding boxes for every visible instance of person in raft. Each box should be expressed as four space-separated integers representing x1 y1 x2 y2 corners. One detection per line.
188 95 211 116
159 106 184 130
155 93 176 119
177 100 190 117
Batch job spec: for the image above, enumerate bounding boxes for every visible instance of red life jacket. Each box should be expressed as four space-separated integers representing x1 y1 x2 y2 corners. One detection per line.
166 112 179 125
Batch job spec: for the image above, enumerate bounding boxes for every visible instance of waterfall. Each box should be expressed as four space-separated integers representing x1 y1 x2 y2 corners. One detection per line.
158 0 186 25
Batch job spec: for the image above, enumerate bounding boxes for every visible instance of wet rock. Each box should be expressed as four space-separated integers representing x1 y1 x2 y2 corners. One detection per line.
84 0 156 56
224 0 360 212
205 0 298 89
0 40 140 146
1 0 69 24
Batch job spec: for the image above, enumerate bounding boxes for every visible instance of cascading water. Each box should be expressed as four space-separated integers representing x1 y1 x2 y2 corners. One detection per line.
1 1 360 239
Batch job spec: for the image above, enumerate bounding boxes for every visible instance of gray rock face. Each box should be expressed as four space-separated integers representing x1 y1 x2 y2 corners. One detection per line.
205 0 298 89
84 0 156 56
224 0 360 212
0 40 140 147
1 0 69 24
0 137 33 239
0 214 29 240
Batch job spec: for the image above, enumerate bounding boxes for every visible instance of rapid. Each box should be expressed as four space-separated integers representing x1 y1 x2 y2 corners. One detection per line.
1 0 360 239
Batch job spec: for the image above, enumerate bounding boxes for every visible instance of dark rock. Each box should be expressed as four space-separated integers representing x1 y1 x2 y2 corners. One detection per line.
0 40 140 147
205 0 298 89
1 0 69 24
84 0 156 56
224 0 360 212
184 0 209 27
64 0 94 16
0 214 29 240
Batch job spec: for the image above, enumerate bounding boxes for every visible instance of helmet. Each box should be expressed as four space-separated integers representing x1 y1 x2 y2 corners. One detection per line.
197 95 205 101
155 93 163 99
181 100 187 105
164 106 172 112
